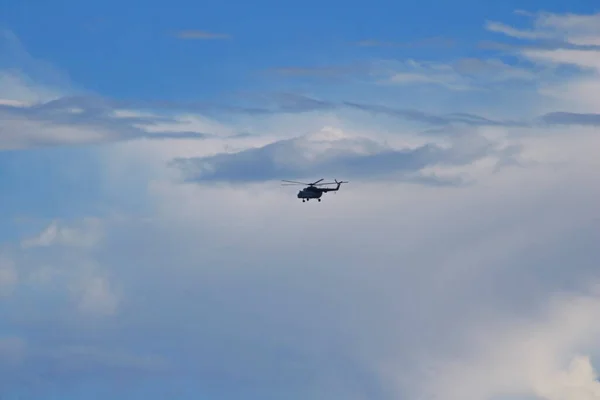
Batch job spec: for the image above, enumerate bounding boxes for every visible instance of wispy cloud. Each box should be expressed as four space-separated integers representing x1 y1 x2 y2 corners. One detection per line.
0 93 213 150
485 20 552 41
342 101 524 126
20 217 103 249
374 57 540 90
485 11 600 46
264 56 540 91
264 56 539 92
4 86 596 153
264 65 366 79
172 30 231 39
477 39 600 52
354 36 456 48
539 111 600 126
170 125 521 185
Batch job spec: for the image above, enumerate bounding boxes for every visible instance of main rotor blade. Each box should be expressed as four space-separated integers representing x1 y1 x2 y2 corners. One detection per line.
281 180 309 185
310 178 324 185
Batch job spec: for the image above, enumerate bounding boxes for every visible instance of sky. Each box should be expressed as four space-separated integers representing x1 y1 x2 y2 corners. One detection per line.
1 0 600 399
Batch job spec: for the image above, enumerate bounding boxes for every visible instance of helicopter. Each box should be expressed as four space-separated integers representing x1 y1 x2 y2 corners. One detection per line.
281 178 349 202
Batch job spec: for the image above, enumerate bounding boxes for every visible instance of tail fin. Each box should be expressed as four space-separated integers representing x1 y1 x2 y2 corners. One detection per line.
334 179 349 189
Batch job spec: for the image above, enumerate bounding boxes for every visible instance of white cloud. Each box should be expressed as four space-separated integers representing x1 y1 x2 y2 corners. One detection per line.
168 122 522 187
376 57 538 91
485 20 553 40
0 33 227 150
0 70 62 104
0 29 72 104
96 123 599 399
70 272 119 317
537 78 600 113
522 48 600 72
0 110 112 150
136 112 236 137
2 9 600 399
12 219 120 319
486 11 600 46
411 289 600 400
20 217 103 249
483 12 600 115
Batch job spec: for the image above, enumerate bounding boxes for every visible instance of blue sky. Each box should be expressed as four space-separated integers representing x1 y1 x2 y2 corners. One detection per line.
3 0 595 101
2 1 600 399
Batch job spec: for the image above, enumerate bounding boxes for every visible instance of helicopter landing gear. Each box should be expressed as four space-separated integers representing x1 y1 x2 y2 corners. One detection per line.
301 198 321 203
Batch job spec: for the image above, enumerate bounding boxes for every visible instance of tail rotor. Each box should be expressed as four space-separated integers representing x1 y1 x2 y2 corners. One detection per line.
333 179 348 193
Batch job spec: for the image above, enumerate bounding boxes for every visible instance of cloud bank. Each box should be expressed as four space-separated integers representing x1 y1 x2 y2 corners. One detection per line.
1 9 600 400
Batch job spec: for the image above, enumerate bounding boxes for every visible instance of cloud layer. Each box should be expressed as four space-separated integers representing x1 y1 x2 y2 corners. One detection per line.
1 9 600 400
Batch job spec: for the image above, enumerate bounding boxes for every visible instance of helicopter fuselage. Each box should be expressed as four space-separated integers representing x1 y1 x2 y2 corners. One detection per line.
297 187 323 199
